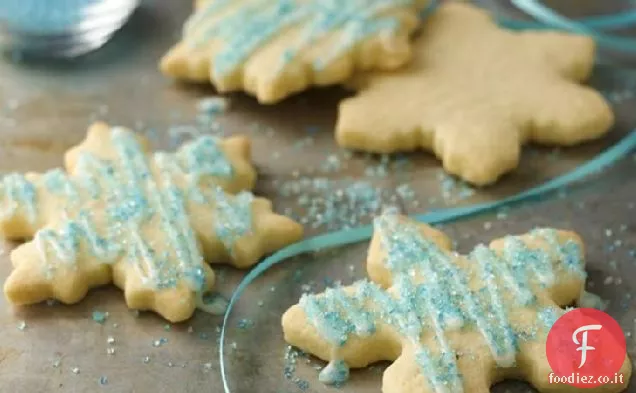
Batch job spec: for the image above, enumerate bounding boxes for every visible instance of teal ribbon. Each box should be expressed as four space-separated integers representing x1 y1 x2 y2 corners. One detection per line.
220 2 636 392
502 5 636 30
511 0 636 52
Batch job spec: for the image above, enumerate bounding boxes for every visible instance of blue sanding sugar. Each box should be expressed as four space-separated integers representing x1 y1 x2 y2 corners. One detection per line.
295 379 310 391
92 311 108 324
438 171 475 202
283 346 311 390
152 338 168 347
275 178 400 231
197 97 230 114
237 319 253 329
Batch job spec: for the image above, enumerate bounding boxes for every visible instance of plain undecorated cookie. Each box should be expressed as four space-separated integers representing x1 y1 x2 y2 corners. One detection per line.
160 0 429 103
336 2 614 185
0 123 303 322
282 212 631 392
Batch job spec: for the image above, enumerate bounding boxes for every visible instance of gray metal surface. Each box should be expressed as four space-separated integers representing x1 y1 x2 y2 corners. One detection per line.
0 1 634 392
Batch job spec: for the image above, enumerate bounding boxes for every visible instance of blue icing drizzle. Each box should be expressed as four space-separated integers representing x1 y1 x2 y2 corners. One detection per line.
532 228 585 277
43 169 81 204
470 246 517 365
1 127 245 297
207 188 254 256
318 359 349 385
300 213 585 392
177 135 233 180
300 283 376 346
35 210 121 276
183 0 419 78
0 173 38 224
537 307 563 329
106 128 211 290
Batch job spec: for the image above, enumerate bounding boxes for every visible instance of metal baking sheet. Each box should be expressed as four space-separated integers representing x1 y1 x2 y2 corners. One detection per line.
0 1 635 392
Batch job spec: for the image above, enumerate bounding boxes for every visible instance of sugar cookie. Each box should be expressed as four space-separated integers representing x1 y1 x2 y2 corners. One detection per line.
282 212 631 392
0 123 303 322
160 0 429 103
336 2 613 185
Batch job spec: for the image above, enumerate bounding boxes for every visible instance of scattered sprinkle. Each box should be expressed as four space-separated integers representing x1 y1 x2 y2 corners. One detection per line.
496 209 509 220
71 367 80 375
99 376 108 386
143 356 151 364
293 136 315 150
438 172 475 202
52 359 61 368
295 379 310 391
237 319 253 329
106 347 116 356
164 324 172 332
17 321 27 331
284 346 298 379
106 336 115 345
197 96 230 114
396 184 416 203
320 155 341 173
152 338 168 347
203 362 213 371
277 178 397 230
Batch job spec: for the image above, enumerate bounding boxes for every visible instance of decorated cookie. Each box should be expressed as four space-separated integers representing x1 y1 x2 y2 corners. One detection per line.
282 212 631 392
0 123 303 322
160 0 429 104
336 2 614 185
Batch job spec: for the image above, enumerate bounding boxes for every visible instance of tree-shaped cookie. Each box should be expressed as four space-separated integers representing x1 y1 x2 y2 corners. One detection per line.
160 0 429 104
0 123 303 322
336 2 614 185
282 212 631 392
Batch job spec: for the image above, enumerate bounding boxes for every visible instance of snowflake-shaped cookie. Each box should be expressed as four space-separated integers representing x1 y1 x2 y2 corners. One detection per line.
160 0 429 103
283 212 631 392
0 123 303 322
336 3 613 185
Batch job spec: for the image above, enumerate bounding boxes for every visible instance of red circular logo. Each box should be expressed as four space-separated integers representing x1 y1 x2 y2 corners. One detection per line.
546 308 627 388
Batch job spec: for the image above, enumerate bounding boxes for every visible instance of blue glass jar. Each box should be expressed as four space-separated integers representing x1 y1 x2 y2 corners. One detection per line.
0 0 140 57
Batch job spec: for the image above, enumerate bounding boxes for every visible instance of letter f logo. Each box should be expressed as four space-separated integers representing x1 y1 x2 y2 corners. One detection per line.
572 324 602 368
